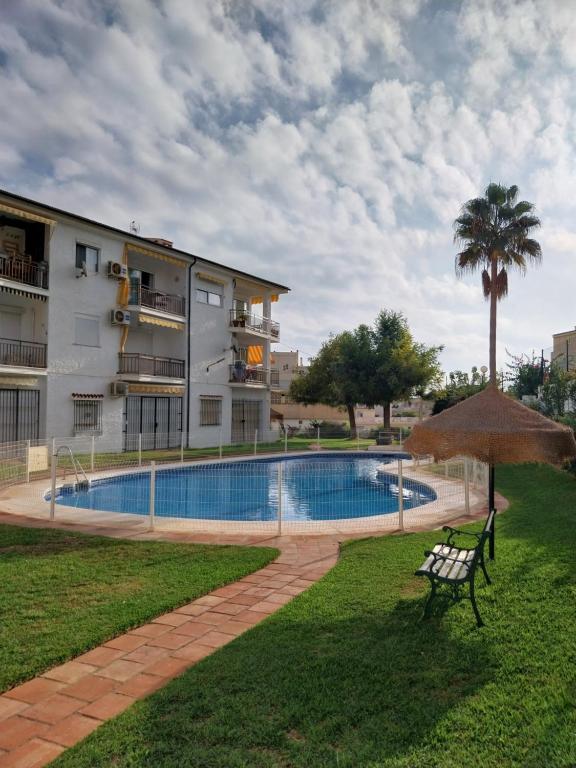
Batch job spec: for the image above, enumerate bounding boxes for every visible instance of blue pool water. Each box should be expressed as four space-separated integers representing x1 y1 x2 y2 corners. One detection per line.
54 453 436 522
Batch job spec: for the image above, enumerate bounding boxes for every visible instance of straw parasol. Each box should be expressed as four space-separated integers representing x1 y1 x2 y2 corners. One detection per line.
404 384 576 556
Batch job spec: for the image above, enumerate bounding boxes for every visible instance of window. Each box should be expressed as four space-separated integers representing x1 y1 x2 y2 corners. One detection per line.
73 399 103 434
76 244 100 273
196 288 223 307
199 397 222 426
74 314 100 347
233 298 248 313
271 392 281 404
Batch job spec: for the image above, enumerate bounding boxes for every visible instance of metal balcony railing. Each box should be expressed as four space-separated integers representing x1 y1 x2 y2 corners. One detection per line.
0 255 49 290
0 338 47 368
129 281 185 317
118 353 185 379
229 308 280 338
229 364 268 385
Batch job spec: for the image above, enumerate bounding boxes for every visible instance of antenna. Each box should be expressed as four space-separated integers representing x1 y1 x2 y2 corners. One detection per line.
129 220 140 235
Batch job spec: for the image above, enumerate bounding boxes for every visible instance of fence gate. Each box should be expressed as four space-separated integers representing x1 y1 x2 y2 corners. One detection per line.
231 399 261 443
0 388 40 443
124 395 182 451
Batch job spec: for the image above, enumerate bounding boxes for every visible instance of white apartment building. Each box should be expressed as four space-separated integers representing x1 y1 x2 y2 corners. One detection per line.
0 189 288 449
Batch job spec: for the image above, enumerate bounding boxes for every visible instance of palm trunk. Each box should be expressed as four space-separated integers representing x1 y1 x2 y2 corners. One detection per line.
347 404 357 439
382 402 391 429
489 259 498 385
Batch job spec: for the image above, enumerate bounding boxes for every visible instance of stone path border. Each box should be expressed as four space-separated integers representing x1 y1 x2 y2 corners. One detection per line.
0 492 506 768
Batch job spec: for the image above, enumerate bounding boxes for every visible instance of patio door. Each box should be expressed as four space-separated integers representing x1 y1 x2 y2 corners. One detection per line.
124 395 182 451
231 399 261 443
0 388 40 443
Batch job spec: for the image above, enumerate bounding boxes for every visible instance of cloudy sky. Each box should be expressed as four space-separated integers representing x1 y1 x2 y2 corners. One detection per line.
1 0 575 373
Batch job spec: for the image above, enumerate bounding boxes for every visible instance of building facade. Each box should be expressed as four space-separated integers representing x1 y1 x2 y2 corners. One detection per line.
552 327 576 372
0 189 288 447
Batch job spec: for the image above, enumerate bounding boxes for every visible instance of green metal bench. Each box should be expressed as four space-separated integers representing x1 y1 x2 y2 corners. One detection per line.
415 510 495 627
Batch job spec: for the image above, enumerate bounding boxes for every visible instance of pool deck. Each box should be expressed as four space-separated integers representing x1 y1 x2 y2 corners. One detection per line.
0 452 485 537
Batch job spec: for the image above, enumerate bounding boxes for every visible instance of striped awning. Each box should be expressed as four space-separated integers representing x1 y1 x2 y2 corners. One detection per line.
128 384 185 395
126 242 187 268
0 202 56 227
138 315 184 331
72 393 104 400
196 271 226 286
251 295 279 304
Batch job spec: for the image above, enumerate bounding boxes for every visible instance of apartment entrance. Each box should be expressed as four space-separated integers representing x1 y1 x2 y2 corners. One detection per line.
124 395 182 451
0 388 40 443
231 399 261 443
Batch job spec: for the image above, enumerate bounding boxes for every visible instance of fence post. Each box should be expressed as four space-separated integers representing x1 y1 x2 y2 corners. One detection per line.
398 457 404 531
180 432 184 463
356 432 360 452
277 462 283 535
138 433 142 467
25 439 31 484
284 428 288 454
445 460 449 479
219 426 223 460
254 429 258 456
399 428 403 450
49 445 57 522
472 458 477 488
317 426 320 447
90 436 95 473
464 457 470 515
148 461 156 531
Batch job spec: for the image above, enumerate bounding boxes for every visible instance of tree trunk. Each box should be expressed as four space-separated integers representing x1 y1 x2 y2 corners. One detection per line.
382 402 391 429
347 404 357 439
489 258 498 385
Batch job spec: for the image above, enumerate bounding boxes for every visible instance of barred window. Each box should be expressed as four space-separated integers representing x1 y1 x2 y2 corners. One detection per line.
271 391 282 404
73 399 103 434
200 397 222 426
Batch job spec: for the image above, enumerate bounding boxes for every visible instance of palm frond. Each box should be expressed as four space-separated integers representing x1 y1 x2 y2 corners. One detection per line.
482 269 491 298
495 268 508 298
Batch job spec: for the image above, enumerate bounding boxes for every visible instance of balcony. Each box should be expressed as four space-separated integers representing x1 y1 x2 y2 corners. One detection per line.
229 308 279 339
0 338 47 369
0 254 49 290
229 364 268 386
129 282 185 317
118 353 185 379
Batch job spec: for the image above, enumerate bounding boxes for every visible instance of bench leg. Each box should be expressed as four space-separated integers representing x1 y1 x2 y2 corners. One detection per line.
469 580 484 628
480 557 491 586
423 578 437 619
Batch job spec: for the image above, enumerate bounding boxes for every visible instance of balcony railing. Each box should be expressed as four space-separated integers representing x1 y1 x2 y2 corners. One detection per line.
229 364 268 385
0 255 49 290
118 353 185 379
229 308 280 338
0 338 47 368
129 281 185 317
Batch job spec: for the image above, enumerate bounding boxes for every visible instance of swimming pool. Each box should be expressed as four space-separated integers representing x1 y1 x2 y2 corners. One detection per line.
53 453 436 523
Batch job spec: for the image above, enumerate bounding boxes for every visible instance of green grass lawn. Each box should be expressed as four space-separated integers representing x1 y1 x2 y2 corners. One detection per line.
54 464 576 768
0 524 276 693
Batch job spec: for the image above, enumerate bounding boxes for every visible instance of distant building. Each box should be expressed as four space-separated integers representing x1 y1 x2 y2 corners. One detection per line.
552 327 576 372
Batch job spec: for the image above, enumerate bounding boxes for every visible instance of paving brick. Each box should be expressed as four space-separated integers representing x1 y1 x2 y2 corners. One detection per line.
144 633 191 650
260 592 293 605
75 647 125 667
246 601 279 614
128 623 171 638
121 645 167 664
60 675 117 703
0 698 28 722
171 642 214 662
117 674 166 698
41 662 97 685
43 714 101 747
210 602 246 616
193 595 226 607
173 604 209 617
243 586 276 597
0 737 64 768
232 610 272 624
227 594 262 606
210 584 248 598
80 693 135 721
196 611 231 626
25 694 82 725
151 612 191 627
195 631 236 649
0 716 49 750
94 660 145 682
104 634 148 652
216 620 256 636
169 621 213 638
4 679 64 705
143 657 191 679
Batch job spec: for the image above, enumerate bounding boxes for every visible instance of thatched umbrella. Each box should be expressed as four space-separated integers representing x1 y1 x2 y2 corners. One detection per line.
404 384 576 557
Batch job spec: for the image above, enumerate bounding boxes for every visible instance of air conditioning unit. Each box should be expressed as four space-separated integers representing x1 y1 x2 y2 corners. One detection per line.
107 261 128 280
110 381 129 397
110 309 131 326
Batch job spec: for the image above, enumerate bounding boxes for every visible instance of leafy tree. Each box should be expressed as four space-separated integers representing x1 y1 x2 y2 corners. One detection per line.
540 366 576 418
431 368 487 414
454 183 541 384
289 311 442 434
506 351 543 399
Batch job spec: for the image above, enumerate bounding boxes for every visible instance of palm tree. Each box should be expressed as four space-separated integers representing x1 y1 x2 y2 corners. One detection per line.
454 183 542 384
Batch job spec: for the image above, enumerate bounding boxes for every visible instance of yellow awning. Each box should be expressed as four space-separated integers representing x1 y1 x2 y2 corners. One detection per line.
0 202 56 228
247 345 263 364
126 242 187 268
196 271 226 286
251 295 279 304
138 315 184 331
128 384 185 395
0 376 39 387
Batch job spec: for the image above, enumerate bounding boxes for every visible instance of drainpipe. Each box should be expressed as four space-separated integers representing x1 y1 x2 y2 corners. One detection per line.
186 258 197 447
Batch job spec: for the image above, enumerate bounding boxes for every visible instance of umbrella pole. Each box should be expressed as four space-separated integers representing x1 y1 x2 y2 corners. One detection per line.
488 465 495 560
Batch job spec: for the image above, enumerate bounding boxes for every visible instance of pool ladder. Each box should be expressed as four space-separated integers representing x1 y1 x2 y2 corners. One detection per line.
54 445 90 493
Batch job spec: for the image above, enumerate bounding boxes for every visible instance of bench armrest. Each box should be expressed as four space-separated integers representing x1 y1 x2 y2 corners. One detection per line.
442 525 482 545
